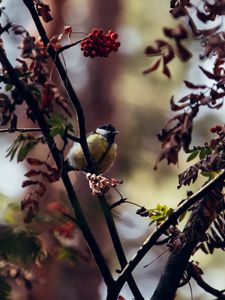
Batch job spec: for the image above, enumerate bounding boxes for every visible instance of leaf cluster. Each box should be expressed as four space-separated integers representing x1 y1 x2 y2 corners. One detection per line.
6 134 42 162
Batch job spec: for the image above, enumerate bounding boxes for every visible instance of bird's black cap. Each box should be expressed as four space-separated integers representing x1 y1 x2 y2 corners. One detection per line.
96 124 119 144
99 124 117 132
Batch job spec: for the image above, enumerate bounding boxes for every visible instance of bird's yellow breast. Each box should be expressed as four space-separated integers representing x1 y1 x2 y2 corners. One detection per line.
68 133 117 173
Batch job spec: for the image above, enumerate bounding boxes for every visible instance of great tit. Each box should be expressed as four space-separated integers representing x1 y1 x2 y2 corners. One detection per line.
67 124 118 174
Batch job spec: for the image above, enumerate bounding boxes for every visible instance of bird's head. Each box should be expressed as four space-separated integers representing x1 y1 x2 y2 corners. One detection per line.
95 124 119 144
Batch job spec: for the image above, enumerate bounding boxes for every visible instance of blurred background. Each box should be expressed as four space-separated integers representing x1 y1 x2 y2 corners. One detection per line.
0 0 225 299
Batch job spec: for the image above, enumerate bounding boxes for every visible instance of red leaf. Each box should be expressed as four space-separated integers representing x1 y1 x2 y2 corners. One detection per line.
188 16 199 36
36 4 53 23
163 25 188 40
27 158 44 166
170 96 188 111
24 169 40 177
175 40 192 62
47 201 62 212
22 180 38 188
144 46 161 56
155 39 171 48
197 26 220 37
42 172 60 183
38 181 47 192
199 66 221 80
162 59 171 78
164 47 175 64
143 59 161 75
184 80 207 89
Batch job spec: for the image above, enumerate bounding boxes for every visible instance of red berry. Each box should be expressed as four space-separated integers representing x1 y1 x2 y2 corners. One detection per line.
210 127 217 133
112 45 118 51
111 32 118 40
90 50 96 58
83 50 89 57
81 40 86 47
83 44 89 50
92 28 99 34
210 139 217 147
216 125 222 131
88 32 95 39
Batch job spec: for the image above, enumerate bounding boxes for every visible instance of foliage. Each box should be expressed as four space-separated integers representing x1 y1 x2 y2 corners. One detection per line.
0 0 225 300
0 277 11 300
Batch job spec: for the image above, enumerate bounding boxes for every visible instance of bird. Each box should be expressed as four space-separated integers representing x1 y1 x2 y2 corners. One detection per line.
67 124 119 174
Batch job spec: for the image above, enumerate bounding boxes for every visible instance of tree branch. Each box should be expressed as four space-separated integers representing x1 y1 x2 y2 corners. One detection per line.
22 1 143 298
112 170 225 299
0 46 114 287
0 127 41 133
150 186 224 300
99 194 144 299
56 38 87 55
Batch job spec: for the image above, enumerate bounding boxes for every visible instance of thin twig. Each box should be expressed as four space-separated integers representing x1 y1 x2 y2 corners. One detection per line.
56 38 87 55
66 132 80 142
99 194 144 299
143 249 168 268
0 127 41 133
0 22 12 35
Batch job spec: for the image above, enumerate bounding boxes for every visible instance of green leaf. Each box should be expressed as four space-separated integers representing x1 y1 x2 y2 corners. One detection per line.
17 141 38 162
48 113 74 137
205 147 212 156
187 150 199 162
0 226 41 266
57 247 78 264
5 143 20 161
6 135 39 163
199 148 206 160
201 171 220 179
148 204 174 225
3 203 20 225
50 126 64 138
48 113 66 127
0 277 11 300
5 84 14 92
201 171 212 178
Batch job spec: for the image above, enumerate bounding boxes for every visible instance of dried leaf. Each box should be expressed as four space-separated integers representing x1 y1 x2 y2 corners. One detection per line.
175 40 192 62
24 169 40 178
184 80 206 89
162 58 171 78
143 59 161 74
199 66 221 80
36 3 53 23
22 180 38 188
27 158 44 166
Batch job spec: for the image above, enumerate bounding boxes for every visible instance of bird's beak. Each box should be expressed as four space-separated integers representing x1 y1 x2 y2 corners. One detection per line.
114 131 119 134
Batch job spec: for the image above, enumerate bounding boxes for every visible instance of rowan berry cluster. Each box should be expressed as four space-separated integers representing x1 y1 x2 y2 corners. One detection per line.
81 28 121 58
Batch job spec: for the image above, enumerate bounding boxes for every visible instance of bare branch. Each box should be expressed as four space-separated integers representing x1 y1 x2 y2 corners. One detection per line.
0 127 41 133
